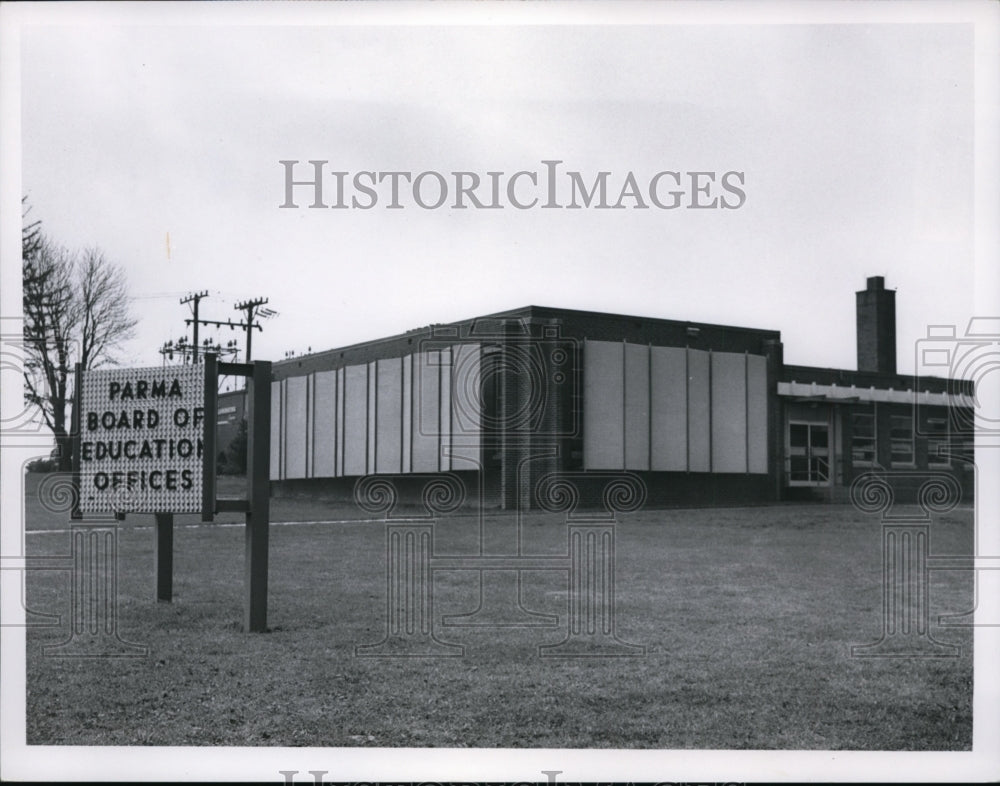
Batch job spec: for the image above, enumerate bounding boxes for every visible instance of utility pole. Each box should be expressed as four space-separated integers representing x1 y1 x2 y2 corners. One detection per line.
170 294 273 372
180 291 209 364
234 297 268 361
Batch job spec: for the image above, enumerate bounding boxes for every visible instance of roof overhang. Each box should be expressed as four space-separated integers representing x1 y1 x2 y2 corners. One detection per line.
777 381 967 407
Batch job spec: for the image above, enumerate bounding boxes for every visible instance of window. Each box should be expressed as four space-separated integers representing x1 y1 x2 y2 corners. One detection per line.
926 416 950 467
890 414 914 466
852 412 876 466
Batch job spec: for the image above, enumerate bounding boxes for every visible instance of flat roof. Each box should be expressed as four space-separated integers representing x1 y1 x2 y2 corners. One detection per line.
272 304 782 379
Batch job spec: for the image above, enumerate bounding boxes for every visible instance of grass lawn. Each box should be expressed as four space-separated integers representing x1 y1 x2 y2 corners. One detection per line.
22 474 973 749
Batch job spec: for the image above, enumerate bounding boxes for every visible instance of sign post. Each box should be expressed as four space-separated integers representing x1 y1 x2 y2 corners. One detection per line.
202 353 218 521
73 354 272 631
154 512 174 602
244 361 271 632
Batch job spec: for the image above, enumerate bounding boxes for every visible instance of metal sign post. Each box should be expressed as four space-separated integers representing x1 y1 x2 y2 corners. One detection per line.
208 353 272 633
244 360 271 632
154 512 174 602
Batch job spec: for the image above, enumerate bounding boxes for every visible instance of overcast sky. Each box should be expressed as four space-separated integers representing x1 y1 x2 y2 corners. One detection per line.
12 9 978 375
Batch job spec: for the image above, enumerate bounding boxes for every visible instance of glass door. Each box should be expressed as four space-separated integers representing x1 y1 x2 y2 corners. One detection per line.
788 421 830 486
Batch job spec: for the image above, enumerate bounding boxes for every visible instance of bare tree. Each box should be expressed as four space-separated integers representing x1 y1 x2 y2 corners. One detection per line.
23 236 138 471
77 249 138 371
22 196 42 262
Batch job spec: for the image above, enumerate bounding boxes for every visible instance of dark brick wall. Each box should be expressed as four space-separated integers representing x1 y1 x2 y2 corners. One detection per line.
271 470 484 513
272 470 774 511
838 402 975 502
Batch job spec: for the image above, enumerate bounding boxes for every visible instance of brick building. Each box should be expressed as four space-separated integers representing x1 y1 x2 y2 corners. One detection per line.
217 277 974 507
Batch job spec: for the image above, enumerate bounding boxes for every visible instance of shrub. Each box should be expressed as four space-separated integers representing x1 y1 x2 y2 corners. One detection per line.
26 455 59 473
217 418 247 475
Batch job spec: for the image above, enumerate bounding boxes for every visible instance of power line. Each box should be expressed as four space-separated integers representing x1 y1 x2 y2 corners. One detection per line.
130 291 192 301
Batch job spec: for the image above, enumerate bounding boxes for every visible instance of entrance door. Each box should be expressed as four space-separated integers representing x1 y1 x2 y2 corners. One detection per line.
788 422 830 486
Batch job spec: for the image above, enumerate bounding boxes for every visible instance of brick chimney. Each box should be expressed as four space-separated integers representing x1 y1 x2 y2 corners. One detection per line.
856 276 896 374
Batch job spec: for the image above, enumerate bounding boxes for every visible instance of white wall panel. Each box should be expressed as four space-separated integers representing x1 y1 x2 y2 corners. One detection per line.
747 354 768 474
366 362 377 474
343 364 368 476
583 340 625 470
650 346 688 471
450 343 482 469
312 370 337 478
412 351 441 472
336 367 345 476
376 358 403 474
402 355 412 473
711 352 748 473
687 349 711 472
306 375 315 477
624 342 650 471
450 343 481 437
284 375 308 480
270 380 282 480
439 348 452 472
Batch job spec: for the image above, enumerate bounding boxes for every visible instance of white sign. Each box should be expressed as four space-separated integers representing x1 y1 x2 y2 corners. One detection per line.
78 365 206 513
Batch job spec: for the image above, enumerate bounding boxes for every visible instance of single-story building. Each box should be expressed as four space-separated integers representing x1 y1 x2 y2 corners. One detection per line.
216 276 974 508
